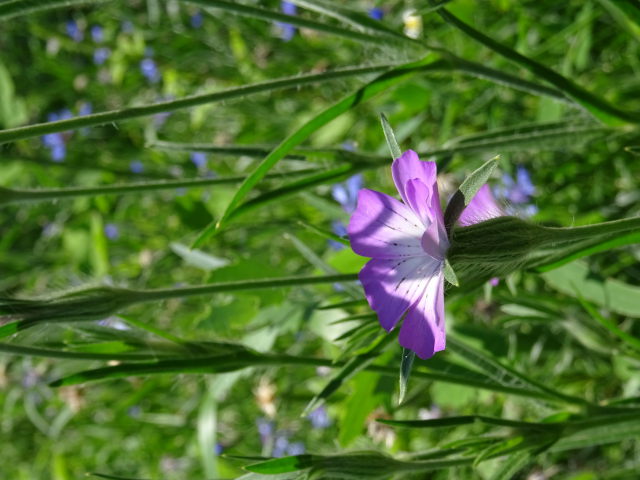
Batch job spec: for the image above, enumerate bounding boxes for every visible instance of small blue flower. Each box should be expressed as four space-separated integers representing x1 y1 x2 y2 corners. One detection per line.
93 47 111 65
90 25 104 43
287 442 305 456
277 1 297 41
331 174 362 214
129 160 144 174
368 7 384 20
257 418 274 444
190 152 207 168
329 220 347 250
140 58 160 83
272 434 289 458
104 223 119 239
191 11 203 28
308 406 331 429
66 20 83 42
79 102 92 116
50 143 66 162
494 166 537 217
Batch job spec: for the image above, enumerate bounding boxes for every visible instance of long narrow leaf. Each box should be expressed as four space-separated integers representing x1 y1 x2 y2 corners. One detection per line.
436 6 640 125
0 64 396 145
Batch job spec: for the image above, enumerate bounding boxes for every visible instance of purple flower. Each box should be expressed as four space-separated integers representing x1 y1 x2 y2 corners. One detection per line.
348 150 501 359
191 11 203 28
104 223 119 239
66 20 83 42
369 7 385 20
190 152 207 168
93 47 111 65
140 58 160 83
458 184 504 226
332 174 362 214
130 160 144 174
308 406 331 429
277 1 297 41
494 166 537 216
90 25 104 43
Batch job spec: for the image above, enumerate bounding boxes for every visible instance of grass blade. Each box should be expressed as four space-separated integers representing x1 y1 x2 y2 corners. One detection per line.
0 64 396 145
195 55 444 244
436 6 640 125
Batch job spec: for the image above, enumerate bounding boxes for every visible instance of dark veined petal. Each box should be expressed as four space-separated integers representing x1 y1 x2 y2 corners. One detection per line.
359 256 441 332
348 189 426 259
398 271 446 359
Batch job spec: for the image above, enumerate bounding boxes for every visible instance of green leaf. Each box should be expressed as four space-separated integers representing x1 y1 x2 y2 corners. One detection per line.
186 0 396 46
0 0 112 20
380 113 403 159
489 450 535 480
380 415 559 431
195 55 443 244
597 0 640 41
542 261 640 318
531 231 640 272
0 64 397 145
446 336 588 406
551 412 640 452
398 348 415 404
245 455 317 474
443 259 459 287
436 6 640 125
303 350 380 416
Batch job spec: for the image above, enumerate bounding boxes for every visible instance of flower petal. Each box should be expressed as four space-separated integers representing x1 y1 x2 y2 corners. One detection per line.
348 188 426 259
458 184 504 226
359 256 441 332
392 150 437 220
398 272 446 359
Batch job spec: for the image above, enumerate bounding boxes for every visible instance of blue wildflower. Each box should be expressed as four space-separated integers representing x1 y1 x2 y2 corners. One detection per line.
93 47 111 65
78 102 92 116
308 406 331 429
277 1 297 41
190 152 207 169
104 223 119 240
257 418 274 444
191 11 203 28
50 143 66 162
494 165 537 216
331 174 362 214
329 220 347 251
90 25 104 43
272 434 289 457
129 160 144 174
66 20 83 42
287 442 305 456
369 7 384 20
140 58 160 83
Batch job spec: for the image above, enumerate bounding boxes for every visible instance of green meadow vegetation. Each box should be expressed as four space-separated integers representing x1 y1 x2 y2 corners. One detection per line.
1 0 640 478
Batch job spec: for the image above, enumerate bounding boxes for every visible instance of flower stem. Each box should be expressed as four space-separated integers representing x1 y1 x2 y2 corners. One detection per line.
544 217 640 244
136 273 360 302
2 169 320 205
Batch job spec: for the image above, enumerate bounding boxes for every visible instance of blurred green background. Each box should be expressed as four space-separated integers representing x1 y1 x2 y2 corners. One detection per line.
1 0 640 478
